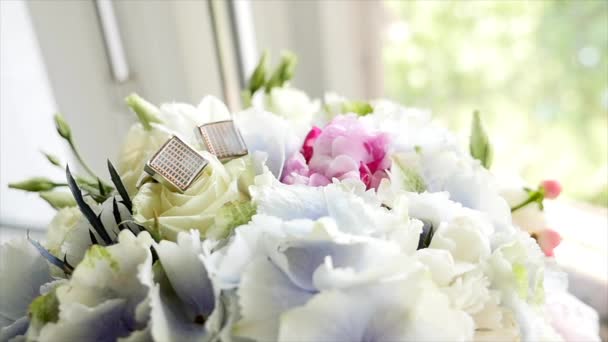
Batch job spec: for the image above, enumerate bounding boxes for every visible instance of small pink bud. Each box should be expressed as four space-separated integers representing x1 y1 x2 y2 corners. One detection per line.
536 229 562 257
540 179 562 199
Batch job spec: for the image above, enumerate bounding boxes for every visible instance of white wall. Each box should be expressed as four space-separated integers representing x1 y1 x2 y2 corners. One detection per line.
0 0 67 230
1 0 224 233
250 0 384 99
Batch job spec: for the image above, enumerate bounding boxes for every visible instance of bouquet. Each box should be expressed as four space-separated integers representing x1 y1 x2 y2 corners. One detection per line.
1 52 600 342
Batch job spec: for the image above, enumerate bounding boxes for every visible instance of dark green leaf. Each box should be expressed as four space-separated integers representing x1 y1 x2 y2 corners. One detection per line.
89 229 99 245
107 160 132 212
76 176 113 203
27 231 73 274
417 221 435 250
66 166 112 245
97 178 106 197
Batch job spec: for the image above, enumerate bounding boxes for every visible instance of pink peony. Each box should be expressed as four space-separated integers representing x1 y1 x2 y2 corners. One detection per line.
281 115 391 190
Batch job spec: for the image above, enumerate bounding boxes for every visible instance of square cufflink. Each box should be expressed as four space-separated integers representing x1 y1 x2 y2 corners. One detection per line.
142 136 208 193
196 120 248 162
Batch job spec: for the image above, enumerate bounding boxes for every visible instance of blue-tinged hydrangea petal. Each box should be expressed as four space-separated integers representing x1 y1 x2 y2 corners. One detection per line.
234 108 300 179
0 238 52 330
155 230 215 319
0 317 28 341
37 300 130 341
234 257 313 341
279 275 474 342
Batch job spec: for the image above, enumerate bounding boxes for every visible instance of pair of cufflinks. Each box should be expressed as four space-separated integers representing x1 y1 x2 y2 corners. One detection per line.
141 120 247 193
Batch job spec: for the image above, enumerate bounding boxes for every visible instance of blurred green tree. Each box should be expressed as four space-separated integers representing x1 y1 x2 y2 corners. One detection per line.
383 0 608 206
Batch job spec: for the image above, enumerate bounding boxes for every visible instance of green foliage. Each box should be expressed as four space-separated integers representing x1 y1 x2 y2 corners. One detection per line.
29 291 59 324
342 101 374 116
266 51 298 92
469 111 493 169
248 50 268 95
383 1 608 205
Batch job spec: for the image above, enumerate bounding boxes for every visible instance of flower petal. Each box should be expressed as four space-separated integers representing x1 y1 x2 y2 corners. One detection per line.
0 238 51 328
235 257 313 341
155 231 215 317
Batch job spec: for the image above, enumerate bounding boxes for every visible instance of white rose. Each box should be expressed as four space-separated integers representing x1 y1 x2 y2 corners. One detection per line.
132 154 256 241
119 96 231 195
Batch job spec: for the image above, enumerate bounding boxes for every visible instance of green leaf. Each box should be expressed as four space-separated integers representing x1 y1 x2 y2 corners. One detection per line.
29 290 59 324
125 93 163 131
53 113 72 141
107 160 132 212
8 177 63 192
248 50 268 95
75 176 113 203
342 101 374 116
27 232 73 274
39 191 76 209
469 111 493 169
266 51 297 91
66 166 112 245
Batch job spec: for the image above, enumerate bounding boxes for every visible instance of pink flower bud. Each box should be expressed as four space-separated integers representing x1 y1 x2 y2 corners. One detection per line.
535 229 562 257
540 179 562 199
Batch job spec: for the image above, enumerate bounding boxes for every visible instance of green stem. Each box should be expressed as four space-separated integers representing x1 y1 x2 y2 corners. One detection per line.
68 141 97 179
511 191 543 212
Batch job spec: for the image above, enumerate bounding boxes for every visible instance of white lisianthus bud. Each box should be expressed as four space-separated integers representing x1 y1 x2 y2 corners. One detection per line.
53 113 72 142
248 50 268 95
125 93 163 131
42 152 62 168
266 50 297 91
469 111 493 169
39 191 76 210
9 177 63 192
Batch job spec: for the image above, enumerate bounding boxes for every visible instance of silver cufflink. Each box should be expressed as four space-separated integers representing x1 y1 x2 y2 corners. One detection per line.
141 136 208 193
196 120 248 162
